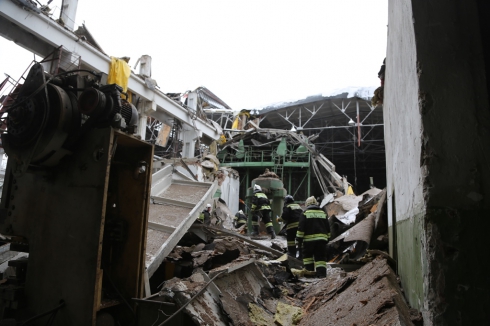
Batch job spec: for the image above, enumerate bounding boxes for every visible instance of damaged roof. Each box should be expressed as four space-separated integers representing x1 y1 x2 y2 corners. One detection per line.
257 88 385 191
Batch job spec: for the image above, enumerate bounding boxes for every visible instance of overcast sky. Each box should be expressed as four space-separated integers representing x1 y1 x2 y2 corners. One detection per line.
0 0 387 110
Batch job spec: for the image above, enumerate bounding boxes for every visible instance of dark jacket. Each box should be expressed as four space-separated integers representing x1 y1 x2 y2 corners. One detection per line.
252 191 271 211
296 204 330 242
234 212 247 224
199 209 211 225
280 203 302 230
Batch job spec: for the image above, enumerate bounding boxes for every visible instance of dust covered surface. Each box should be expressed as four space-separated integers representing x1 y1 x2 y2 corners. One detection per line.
297 256 416 326
146 228 171 261
149 203 192 227
160 184 209 203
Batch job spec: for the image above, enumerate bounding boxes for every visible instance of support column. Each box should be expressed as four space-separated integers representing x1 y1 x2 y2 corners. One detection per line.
386 1 490 324
60 0 79 31
181 127 201 158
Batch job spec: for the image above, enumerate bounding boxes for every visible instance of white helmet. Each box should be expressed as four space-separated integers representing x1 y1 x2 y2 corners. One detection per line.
305 196 318 207
238 210 244 214
254 184 262 192
206 203 212 208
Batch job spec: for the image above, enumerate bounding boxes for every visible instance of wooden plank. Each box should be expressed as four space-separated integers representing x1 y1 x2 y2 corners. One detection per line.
156 123 172 147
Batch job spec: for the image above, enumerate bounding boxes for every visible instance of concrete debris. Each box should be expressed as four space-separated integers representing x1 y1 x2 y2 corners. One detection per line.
249 303 274 326
296 257 417 326
258 168 280 179
166 237 251 274
274 301 303 326
213 199 235 229
150 189 420 325
326 188 388 262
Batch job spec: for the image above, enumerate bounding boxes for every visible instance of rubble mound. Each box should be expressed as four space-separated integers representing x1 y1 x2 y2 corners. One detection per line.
258 168 279 179
297 256 417 326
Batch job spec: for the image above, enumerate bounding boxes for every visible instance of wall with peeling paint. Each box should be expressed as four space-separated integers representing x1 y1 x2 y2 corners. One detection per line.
385 0 490 325
384 0 426 313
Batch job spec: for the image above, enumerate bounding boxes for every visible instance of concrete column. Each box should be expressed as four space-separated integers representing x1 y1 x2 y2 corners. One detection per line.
60 0 79 31
186 92 198 111
181 127 201 158
386 0 490 324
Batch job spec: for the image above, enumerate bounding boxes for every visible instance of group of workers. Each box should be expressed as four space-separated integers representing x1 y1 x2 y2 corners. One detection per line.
198 184 330 278
250 185 330 278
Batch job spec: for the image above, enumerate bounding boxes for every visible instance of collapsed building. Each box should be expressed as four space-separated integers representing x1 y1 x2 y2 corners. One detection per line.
204 88 385 203
0 0 488 325
0 3 398 321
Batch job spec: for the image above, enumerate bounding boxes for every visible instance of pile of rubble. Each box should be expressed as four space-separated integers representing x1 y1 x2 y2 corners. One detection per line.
326 188 389 264
134 187 424 325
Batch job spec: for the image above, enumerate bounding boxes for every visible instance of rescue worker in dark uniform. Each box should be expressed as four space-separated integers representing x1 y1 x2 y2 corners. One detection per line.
251 184 276 239
279 195 303 257
296 196 330 278
198 203 212 225
233 210 248 228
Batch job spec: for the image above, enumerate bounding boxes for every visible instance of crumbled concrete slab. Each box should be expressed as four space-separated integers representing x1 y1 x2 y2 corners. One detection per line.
297 256 415 326
274 301 303 326
249 303 274 326
212 237 251 255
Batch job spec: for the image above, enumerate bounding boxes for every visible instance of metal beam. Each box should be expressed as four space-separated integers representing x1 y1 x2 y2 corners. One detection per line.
0 1 219 140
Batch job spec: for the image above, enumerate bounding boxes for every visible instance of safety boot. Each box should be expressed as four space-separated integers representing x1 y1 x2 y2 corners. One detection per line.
250 225 259 236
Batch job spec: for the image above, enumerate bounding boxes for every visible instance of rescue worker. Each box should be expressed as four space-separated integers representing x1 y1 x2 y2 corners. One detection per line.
279 195 303 257
296 196 330 278
198 203 212 225
233 210 248 228
251 184 276 239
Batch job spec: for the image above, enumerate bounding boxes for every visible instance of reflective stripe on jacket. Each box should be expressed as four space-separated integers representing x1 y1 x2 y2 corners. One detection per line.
252 192 271 211
280 203 302 230
296 205 330 242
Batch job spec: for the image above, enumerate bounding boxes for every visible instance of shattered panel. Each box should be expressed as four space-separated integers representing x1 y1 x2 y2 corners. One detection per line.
212 262 274 326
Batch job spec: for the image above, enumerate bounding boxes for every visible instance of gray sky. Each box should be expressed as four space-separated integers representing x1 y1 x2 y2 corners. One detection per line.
0 0 387 110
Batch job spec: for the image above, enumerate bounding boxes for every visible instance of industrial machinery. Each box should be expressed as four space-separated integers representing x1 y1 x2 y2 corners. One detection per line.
246 172 287 233
1 63 138 175
0 64 152 325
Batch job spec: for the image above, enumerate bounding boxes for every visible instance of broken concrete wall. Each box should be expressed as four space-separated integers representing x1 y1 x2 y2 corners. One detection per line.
385 0 490 324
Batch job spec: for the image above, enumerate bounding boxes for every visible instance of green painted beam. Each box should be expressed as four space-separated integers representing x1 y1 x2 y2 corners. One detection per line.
283 162 309 168
220 162 275 167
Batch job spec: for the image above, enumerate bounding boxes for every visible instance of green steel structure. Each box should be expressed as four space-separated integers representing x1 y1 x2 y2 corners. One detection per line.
218 137 313 233
245 177 287 233
218 137 312 199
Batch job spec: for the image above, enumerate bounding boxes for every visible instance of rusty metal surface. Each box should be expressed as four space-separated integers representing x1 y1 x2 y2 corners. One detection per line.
298 257 414 326
1 128 114 325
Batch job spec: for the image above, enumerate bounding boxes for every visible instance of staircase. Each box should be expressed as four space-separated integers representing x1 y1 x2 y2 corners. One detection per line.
146 165 218 278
